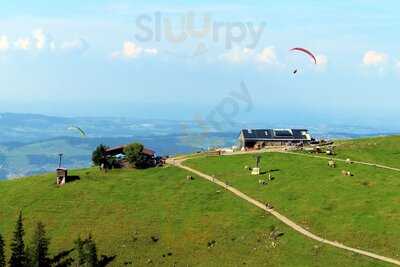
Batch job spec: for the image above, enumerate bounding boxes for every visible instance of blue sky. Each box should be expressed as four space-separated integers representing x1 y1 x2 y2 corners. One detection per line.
0 0 400 127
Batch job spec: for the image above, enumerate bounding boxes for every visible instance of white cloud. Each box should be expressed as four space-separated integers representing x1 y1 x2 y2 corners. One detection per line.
49 41 56 51
112 41 158 60
32 29 46 49
0 30 88 56
363 51 388 66
316 54 328 66
0 35 9 51
60 38 89 54
220 47 330 74
144 48 158 55
255 47 277 64
221 48 254 63
221 47 279 66
122 41 142 58
243 48 253 54
14 38 31 50
314 54 328 72
395 60 400 73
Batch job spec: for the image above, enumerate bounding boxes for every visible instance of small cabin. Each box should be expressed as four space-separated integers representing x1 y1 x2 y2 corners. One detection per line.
56 168 68 186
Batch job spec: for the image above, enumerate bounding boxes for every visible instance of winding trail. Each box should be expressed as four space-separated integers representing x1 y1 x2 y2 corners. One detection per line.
168 157 400 266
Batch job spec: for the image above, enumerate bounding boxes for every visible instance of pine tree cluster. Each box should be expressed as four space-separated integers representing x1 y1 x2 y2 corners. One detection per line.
0 212 105 267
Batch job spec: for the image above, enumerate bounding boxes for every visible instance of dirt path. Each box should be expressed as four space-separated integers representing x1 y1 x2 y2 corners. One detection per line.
168 157 400 266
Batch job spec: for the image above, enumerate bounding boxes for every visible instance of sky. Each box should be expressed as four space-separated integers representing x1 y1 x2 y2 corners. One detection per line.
1 0 400 127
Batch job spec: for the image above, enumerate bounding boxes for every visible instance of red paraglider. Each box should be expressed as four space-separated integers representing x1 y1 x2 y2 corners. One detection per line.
290 47 317 64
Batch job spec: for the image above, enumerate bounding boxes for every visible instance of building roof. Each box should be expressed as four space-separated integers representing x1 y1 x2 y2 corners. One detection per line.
240 129 311 141
142 148 156 156
105 145 155 157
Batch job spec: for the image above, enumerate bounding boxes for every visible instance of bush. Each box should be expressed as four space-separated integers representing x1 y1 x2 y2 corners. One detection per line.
106 156 119 169
124 143 150 168
92 145 109 166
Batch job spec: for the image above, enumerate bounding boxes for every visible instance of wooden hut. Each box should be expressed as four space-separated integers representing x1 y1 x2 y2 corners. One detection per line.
56 168 68 186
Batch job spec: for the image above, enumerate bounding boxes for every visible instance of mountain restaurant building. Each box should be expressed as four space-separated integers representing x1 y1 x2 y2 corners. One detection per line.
238 129 312 150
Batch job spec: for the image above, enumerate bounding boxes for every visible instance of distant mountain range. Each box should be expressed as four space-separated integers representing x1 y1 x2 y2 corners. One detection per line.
0 113 238 179
0 113 399 179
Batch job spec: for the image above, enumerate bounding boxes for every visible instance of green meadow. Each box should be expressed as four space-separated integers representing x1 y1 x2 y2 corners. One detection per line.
185 137 400 260
0 165 389 266
335 135 400 168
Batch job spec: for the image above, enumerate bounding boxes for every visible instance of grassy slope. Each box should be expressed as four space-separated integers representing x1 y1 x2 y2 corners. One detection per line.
186 151 400 259
0 167 387 266
335 135 400 168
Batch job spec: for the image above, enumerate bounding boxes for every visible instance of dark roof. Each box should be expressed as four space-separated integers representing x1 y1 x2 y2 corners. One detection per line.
142 148 156 156
240 129 310 141
105 146 124 156
105 145 155 157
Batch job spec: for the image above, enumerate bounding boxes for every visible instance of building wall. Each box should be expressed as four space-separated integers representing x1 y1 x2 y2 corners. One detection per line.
242 140 308 149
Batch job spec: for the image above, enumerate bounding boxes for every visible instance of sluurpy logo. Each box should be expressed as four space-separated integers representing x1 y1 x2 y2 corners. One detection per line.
134 12 266 58
179 81 253 149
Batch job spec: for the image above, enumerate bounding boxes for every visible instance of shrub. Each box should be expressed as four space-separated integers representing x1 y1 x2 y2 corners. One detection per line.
124 143 150 168
92 145 109 166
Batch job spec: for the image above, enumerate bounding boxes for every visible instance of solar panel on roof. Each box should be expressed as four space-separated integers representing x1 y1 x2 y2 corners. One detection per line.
274 130 293 137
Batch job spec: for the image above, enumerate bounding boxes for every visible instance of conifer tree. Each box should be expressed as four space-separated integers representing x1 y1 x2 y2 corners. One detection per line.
0 233 5 267
9 211 26 267
74 234 99 267
30 222 50 267
74 236 86 266
86 235 98 267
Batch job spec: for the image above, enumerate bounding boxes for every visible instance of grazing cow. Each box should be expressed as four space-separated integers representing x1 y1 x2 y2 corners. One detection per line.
342 170 353 176
328 160 336 168
265 203 274 209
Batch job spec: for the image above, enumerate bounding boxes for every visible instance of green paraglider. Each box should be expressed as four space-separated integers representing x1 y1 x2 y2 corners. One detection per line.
68 126 87 137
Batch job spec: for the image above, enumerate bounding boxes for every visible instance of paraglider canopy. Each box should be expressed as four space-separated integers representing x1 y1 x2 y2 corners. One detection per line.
289 47 317 74
289 47 317 65
68 126 86 137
